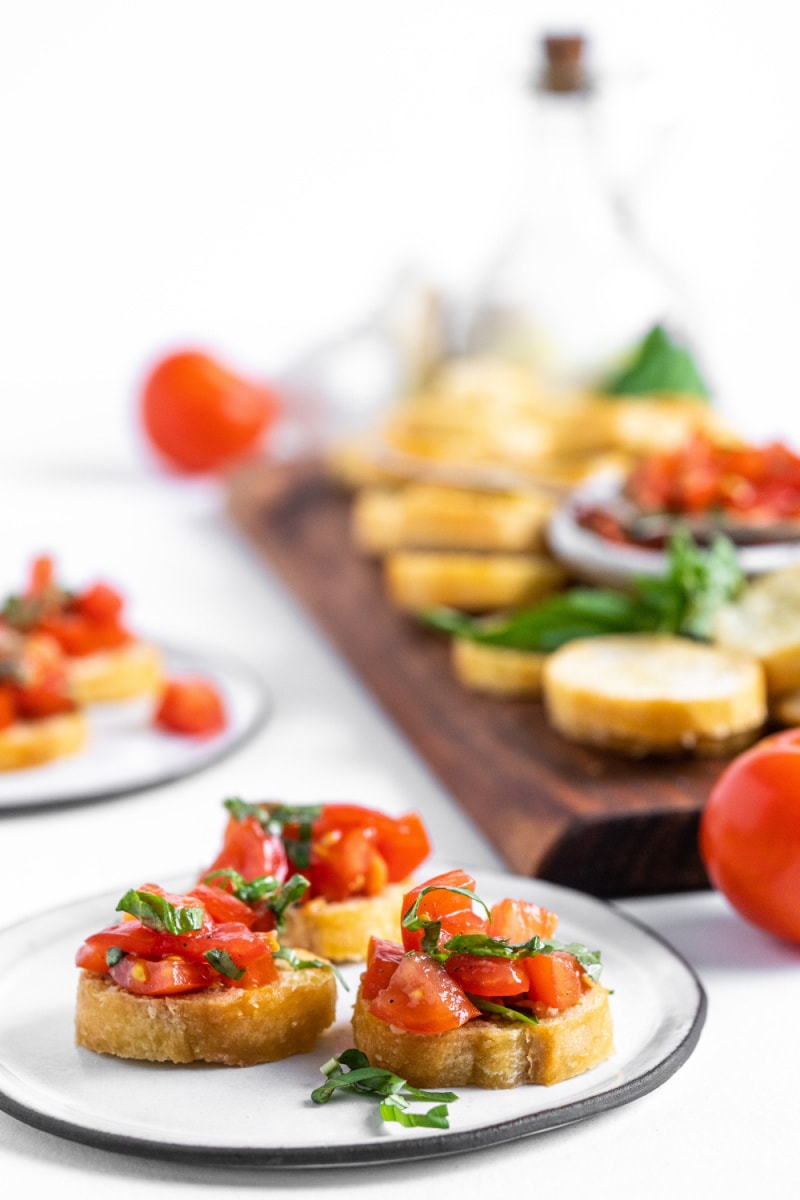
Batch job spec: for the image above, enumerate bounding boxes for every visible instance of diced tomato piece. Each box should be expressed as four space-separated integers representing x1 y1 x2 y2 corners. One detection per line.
12 685 75 718
154 678 227 736
360 936 405 1000
108 954 215 995
188 882 258 927
215 943 278 989
368 951 480 1034
27 555 55 596
314 805 430 883
444 953 529 998
0 687 17 730
525 950 584 1011
75 920 170 971
39 612 131 657
74 582 125 622
309 827 389 902
204 813 289 883
400 869 485 952
488 897 559 943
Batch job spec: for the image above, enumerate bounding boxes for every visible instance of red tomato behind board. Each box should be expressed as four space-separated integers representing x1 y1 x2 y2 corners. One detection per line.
699 728 800 944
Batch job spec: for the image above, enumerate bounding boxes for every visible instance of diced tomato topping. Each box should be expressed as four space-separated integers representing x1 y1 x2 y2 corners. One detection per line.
154 678 227 736
27 555 55 596
525 950 585 1011
368 951 480 1034
313 805 431 883
108 954 215 995
360 936 406 1000
74 582 125 623
309 826 389 902
400 869 485 952
187 882 258 927
204 813 289 884
488 897 559 943
0 687 17 730
39 612 131 657
444 953 529 997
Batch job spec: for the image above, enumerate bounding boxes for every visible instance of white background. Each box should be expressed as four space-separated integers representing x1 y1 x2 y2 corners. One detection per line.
1 0 798 476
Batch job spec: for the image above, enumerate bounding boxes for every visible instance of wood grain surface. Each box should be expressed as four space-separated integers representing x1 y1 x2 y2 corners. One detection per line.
225 458 730 898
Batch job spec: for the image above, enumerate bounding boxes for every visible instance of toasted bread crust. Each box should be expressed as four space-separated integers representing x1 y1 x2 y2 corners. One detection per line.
352 980 614 1088
452 637 546 697
75 953 336 1066
542 633 766 757
68 640 162 704
281 884 407 963
384 551 567 614
0 710 87 770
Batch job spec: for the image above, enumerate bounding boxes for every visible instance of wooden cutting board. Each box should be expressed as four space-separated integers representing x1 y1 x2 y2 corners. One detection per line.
226 458 728 899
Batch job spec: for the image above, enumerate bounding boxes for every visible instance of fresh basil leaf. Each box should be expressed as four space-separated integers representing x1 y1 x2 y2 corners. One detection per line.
601 323 710 399
204 948 245 980
424 529 742 651
311 1050 457 1129
115 889 204 935
202 869 309 927
105 946 125 968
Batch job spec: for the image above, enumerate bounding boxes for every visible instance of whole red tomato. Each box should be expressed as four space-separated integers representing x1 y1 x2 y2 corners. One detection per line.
140 349 279 473
699 729 800 944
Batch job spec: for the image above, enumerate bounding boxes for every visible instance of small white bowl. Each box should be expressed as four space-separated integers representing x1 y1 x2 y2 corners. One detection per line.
547 480 800 588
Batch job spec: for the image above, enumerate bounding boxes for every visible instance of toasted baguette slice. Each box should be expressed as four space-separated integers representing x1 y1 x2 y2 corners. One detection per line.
0 710 87 771
75 952 336 1066
352 979 613 1089
713 565 800 698
281 883 407 963
68 640 162 704
352 484 557 555
385 551 568 614
452 637 546 697
542 633 766 757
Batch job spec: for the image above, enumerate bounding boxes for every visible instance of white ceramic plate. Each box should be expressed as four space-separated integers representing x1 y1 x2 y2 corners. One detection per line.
0 864 705 1167
0 645 271 813
548 480 800 587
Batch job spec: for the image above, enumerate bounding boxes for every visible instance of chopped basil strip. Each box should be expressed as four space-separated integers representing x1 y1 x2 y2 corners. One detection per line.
204 948 245 980
422 529 743 650
202 868 309 928
115 889 204 935
311 1049 457 1129
467 995 539 1024
222 797 323 868
105 946 125 968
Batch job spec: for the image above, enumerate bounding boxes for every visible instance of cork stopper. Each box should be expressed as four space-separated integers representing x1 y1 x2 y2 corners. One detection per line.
538 34 590 95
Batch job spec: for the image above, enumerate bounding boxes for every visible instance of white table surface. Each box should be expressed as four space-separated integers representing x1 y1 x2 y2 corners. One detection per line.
2 4 799 1196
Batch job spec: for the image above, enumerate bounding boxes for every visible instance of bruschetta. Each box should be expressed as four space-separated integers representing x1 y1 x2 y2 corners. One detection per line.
74 881 337 1066
351 869 614 1088
0 627 86 769
1 554 161 704
198 798 431 963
